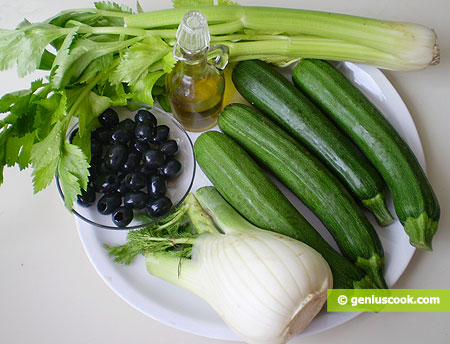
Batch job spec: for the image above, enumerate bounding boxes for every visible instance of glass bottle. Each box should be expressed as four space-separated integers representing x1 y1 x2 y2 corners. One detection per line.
167 11 229 132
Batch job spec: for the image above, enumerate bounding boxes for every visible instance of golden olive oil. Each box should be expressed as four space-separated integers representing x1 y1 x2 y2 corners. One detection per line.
167 11 228 132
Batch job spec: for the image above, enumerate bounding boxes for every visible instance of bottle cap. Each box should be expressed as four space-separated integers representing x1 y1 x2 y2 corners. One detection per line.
176 10 210 53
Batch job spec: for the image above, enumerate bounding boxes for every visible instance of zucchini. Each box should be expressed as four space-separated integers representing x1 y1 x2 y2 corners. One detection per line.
218 103 387 288
194 130 377 289
232 60 393 226
292 59 440 250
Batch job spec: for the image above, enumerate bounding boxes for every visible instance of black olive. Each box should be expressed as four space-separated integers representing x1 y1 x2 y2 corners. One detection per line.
124 172 147 191
111 128 132 145
135 122 154 142
122 149 142 173
92 127 112 144
143 149 165 170
69 128 78 144
88 178 95 190
97 193 122 215
104 144 128 171
95 161 116 177
147 175 167 199
160 140 179 157
139 165 156 176
112 206 133 227
76 185 96 207
116 181 128 195
118 118 135 132
161 159 182 179
147 196 173 218
150 125 170 144
98 108 119 128
90 140 103 162
117 173 127 182
133 140 150 153
94 173 120 194
135 109 157 126
124 191 149 210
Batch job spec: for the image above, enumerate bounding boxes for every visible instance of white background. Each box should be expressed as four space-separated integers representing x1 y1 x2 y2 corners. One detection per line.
0 0 449 343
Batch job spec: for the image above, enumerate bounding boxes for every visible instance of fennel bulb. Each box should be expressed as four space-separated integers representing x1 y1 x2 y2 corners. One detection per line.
105 187 332 344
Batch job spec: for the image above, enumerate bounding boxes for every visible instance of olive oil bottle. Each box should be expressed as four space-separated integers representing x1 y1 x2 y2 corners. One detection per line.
167 11 228 132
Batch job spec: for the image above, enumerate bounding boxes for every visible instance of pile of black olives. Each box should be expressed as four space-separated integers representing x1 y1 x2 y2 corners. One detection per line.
75 108 182 227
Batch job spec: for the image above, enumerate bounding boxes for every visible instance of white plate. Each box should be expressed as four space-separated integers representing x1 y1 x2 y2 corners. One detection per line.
76 62 421 341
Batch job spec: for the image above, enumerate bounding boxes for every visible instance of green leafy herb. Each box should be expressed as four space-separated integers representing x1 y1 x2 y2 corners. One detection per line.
104 205 197 265
130 71 165 106
109 37 171 86
5 132 35 169
94 1 132 14
30 119 66 193
65 86 113 137
0 24 67 77
58 142 90 208
136 1 145 14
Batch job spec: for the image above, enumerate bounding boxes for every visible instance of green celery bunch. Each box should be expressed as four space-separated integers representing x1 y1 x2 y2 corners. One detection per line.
0 2 176 209
0 0 439 209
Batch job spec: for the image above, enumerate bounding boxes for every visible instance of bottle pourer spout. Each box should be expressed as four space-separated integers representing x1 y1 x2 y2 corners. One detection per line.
176 10 211 53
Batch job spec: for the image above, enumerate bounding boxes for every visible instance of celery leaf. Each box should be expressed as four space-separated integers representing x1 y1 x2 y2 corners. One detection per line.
34 92 68 139
94 1 133 13
5 132 35 169
94 1 133 26
51 26 79 77
78 53 114 84
32 159 59 193
130 71 165 106
66 87 113 137
0 24 67 77
30 119 65 171
0 134 6 185
110 37 171 86
30 119 66 192
71 129 92 165
0 88 32 115
162 52 177 73
58 142 90 209
0 80 50 137
136 1 144 13
52 36 142 89
98 81 131 107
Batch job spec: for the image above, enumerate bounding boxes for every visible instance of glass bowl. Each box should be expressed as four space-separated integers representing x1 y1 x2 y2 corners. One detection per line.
56 104 196 230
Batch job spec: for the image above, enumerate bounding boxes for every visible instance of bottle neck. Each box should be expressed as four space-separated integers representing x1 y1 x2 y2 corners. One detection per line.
178 47 209 77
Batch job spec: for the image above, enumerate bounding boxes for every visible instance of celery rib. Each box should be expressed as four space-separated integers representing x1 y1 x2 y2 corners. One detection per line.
224 38 412 71
125 5 438 71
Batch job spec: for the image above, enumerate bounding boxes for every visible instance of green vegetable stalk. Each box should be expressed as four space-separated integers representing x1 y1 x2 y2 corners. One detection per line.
0 0 440 210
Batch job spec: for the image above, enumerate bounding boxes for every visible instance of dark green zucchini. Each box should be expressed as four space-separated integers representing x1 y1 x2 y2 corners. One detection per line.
194 130 377 289
218 103 386 287
232 60 393 226
292 59 440 250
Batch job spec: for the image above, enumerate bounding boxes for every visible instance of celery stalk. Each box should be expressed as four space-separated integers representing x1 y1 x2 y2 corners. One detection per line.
125 5 439 71
223 38 416 71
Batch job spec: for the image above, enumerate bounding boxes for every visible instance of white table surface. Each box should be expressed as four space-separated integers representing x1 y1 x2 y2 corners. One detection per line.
1 0 449 343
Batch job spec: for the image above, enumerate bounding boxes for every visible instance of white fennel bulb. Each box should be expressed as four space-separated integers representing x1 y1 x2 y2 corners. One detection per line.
190 230 332 344
107 187 332 344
